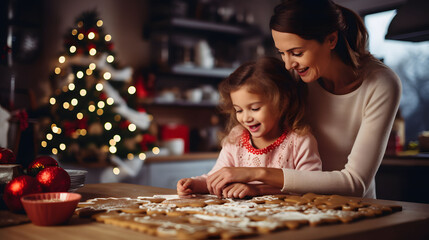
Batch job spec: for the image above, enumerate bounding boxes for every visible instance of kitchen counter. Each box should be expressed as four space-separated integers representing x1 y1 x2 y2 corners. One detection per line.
1 183 429 240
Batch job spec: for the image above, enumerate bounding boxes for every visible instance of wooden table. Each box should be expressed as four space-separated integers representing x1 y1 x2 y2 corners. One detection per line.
1 183 429 240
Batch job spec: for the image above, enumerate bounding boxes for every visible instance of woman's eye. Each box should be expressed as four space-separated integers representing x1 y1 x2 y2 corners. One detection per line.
292 52 303 57
277 51 284 56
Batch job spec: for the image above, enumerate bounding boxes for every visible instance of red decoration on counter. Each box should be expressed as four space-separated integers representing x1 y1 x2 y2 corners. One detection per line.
36 166 70 192
27 156 58 177
0 147 16 164
3 175 43 212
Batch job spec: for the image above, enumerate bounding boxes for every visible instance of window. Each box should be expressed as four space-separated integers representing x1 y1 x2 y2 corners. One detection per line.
365 10 429 145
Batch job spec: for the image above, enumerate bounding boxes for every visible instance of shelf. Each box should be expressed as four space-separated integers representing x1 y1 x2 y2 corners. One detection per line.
149 99 218 108
171 65 234 78
150 17 260 37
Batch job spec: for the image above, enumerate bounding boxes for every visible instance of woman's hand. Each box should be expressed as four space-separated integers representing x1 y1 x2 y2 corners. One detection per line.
206 167 260 197
206 167 284 197
222 183 259 199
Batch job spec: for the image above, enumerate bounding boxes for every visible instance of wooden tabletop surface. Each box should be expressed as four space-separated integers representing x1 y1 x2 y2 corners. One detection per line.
1 183 429 240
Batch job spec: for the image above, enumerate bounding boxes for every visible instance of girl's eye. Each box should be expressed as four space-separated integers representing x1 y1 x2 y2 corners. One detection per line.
235 109 242 113
251 107 260 111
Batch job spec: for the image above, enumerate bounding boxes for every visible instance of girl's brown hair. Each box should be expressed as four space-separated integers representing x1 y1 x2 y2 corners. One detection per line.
269 0 369 70
218 57 308 141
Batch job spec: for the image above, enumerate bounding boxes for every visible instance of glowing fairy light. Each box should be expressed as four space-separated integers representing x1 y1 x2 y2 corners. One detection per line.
95 83 103 91
41 141 47 148
97 20 103 27
113 135 121 142
86 69 93 75
80 129 87 136
97 101 105 108
78 33 84 40
52 148 58 155
54 67 61 75
89 63 96 70
127 153 134 160
76 71 84 79
70 46 76 53
89 48 97 56
97 109 104 115
46 133 53 140
52 126 59 133
49 97 56 105
109 139 116 146
80 89 87 96
109 146 117 154
88 32 95 39
88 105 96 112
113 167 120 175
106 55 114 63
128 86 136 95
71 98 78 106
152 147 160 155
77 21 83 28
128 123 137 132
59 56 65 63
103 72 111 80
72 29 78 35
139 153 146 160
68 83 75 91
106 97 114 105
76 112 83 119
104 122 112 130
105 34 112 41
59 143 66 151
63 102 70 109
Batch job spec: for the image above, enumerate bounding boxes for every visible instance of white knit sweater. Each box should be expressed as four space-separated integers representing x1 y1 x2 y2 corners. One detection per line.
282 57 402 198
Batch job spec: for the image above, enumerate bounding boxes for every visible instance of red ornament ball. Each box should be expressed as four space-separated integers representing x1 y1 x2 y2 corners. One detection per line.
36 166 70 192
0 147 16 164
3 175 43 212
28 155 58 176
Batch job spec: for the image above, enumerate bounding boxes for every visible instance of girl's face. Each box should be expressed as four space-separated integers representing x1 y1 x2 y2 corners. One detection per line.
271 30 336 83
231 86 281 147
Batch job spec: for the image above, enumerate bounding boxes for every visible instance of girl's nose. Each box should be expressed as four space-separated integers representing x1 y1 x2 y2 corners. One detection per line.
243 111 253 122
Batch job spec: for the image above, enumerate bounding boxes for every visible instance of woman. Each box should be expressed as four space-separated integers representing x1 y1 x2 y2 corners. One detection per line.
207 0 401 198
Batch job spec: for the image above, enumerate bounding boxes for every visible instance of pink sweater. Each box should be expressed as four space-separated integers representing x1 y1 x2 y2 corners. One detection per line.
201 126 321 179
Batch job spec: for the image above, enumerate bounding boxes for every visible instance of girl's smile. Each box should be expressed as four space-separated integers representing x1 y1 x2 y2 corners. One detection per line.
231 85 281 149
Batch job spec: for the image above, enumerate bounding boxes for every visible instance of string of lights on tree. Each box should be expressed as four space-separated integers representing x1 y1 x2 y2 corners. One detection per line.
39 11 159 170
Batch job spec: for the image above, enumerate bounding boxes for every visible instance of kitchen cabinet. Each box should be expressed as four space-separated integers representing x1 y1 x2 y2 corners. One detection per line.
143 0 265 152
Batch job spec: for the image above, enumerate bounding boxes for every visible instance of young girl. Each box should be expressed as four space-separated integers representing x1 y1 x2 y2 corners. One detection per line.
177 57 321 199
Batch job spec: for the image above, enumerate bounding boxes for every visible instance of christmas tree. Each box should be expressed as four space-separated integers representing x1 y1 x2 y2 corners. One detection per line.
39 10 157 165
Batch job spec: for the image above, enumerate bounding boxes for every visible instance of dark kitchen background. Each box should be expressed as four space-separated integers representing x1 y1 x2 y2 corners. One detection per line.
0 0 428 203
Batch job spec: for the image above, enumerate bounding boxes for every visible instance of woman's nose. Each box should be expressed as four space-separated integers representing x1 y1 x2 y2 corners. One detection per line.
283 56 297 70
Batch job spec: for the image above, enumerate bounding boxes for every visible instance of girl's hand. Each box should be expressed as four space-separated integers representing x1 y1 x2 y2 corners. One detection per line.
222 183 258 199
177 178 195 196
207 167 258 197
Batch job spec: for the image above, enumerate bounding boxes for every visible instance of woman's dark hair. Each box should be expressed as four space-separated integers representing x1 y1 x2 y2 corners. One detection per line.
270 0 369 70
218 57 308 140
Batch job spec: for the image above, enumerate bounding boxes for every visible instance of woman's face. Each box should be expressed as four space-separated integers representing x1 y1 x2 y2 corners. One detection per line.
271 30 336 83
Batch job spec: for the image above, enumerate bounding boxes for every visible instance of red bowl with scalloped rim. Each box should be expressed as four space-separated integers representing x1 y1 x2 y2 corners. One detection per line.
21 192 81 226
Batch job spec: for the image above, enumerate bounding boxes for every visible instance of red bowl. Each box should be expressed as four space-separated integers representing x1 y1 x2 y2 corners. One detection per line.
21 192 81 226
